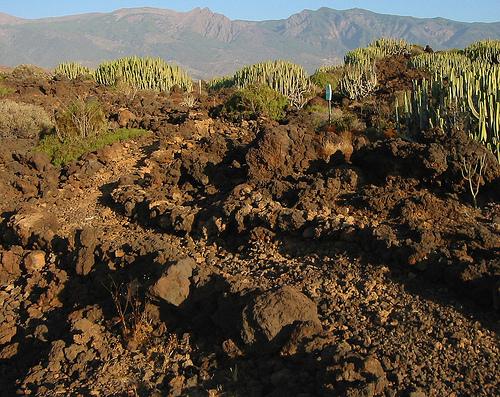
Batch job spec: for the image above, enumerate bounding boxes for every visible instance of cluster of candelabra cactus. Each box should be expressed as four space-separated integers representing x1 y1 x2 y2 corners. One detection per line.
207 60 313 108
370 38 413 56
464 39 500 64
55 62 94 79
56 57 193 92
206 75 235 91
344 47 385 67
339 38 411 100
401 41 500 161
410 51 474 73
339 63 378 100
345 38 412 66
233 60 313 106
94 56 193 92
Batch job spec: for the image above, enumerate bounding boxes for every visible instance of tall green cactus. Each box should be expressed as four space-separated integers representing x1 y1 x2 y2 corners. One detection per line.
94 56 193 92
339 63 378 100
464 40 500 64
233 60 312 103
209 60 313 108
345 38 412 66
406 44 500 162
55 62 94 79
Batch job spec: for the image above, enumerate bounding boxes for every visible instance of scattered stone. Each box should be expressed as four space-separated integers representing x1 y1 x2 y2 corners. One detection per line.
23 250 46 272
150 257 196 306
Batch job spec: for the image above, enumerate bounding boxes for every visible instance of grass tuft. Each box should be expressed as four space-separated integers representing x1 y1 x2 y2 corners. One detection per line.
37 128 149 166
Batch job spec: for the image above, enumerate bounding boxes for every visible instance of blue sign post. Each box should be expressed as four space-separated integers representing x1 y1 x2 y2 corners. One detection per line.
325 84 332 124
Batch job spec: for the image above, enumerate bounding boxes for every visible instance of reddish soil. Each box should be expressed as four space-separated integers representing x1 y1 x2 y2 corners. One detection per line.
0 66 499 397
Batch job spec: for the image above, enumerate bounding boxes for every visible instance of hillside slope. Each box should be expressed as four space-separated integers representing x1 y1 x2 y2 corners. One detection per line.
0 7 499 78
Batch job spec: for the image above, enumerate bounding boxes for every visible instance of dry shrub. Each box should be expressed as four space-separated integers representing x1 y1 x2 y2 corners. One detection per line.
11 64 49 79
105 279 154 350
0 99 54 139
328 108 365 132
55 97 107 140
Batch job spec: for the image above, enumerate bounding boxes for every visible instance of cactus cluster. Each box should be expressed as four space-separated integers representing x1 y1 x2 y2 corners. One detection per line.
370 38 413 56
206 75 235 91
207 60 313 108
233 60 312 102
94 56 192 92
339 38 410 100
55 62 94 79
464 40 500 64
56 57 193 93
403 41 500 161
339 63 378 100
410 51 474 73
345 38 412 66
344 47 385 66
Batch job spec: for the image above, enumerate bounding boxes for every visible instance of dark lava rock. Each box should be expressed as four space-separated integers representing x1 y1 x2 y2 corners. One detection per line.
241 286 322 347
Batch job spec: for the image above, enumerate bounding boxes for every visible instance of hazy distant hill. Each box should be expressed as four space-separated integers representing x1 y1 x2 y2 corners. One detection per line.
0 7 499 78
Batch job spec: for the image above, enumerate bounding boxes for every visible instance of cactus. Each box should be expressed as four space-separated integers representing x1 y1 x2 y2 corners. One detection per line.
209 60 313 108
464 40 500 64
406 47 500 162
369 38 412 56
233 60 312 104
339 63 378 100
55 62 94 79
206 75 235 91
345 38 412 66
94 56 193 92
344 47 385 66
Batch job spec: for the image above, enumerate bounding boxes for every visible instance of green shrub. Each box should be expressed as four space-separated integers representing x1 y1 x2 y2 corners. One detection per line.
55 98 107 140
0 86 11 96
37 128 149 166
310 65 344 92
0 99 53 139
223 84 288 121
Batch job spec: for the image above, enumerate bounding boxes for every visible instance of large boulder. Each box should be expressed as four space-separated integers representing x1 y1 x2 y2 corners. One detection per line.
8 207 59 248
241 286 322 346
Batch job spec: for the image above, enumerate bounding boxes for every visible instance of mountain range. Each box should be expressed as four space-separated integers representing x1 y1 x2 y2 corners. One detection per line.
0 7 499 78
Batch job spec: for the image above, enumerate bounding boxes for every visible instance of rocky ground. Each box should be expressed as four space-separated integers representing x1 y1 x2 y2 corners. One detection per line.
0 63 499 397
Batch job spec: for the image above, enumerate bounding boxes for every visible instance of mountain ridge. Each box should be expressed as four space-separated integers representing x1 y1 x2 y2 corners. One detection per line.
0 7 499 78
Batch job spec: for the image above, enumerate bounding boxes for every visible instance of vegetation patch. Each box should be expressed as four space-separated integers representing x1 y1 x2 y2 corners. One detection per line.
208 60 313 109
56 56 193 93
37 128 149 166
310 65 344 92
0 75 13 96
0 99 53 139
222 84 288 121
55 97 108 140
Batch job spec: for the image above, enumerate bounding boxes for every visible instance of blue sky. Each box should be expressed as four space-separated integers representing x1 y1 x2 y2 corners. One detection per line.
0 1 499 23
